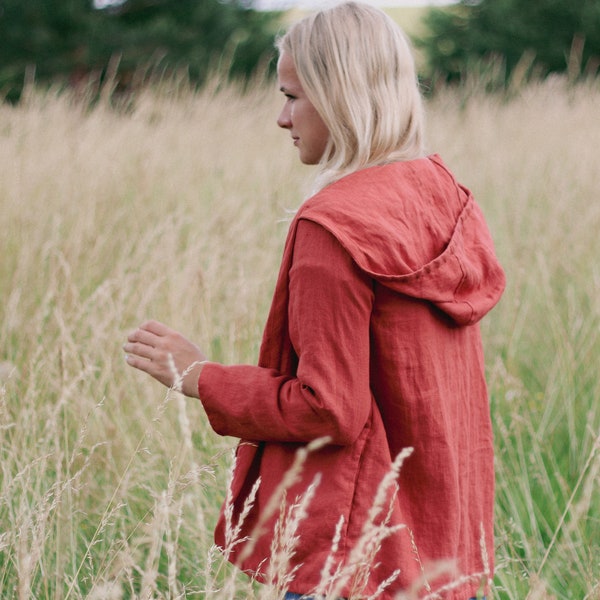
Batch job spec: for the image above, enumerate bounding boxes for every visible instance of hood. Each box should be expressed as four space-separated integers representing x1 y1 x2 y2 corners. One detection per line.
298 155 505 326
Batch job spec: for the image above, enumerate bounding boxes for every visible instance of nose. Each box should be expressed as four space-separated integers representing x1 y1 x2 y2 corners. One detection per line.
277 103 292 129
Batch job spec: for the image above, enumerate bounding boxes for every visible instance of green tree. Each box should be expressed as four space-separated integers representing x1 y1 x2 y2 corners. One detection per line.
0 0 95 96
417 0 600 87
0 0 282 102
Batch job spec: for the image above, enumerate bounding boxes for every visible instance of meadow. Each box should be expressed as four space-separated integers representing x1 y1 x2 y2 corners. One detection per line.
1 70 599 598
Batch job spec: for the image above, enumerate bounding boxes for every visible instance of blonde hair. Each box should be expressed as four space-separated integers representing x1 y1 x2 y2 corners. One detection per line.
277 1 425 190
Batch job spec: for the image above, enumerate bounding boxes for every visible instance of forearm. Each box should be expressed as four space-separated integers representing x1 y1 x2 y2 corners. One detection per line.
198 362 368 444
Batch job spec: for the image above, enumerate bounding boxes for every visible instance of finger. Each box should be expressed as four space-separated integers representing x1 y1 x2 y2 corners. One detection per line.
125 352 173 388
140 320 171 336
123 341 154 360
127 328 159 346
124 352 154 374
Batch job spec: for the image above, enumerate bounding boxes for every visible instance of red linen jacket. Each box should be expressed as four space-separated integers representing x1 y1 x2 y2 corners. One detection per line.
198 155 506 599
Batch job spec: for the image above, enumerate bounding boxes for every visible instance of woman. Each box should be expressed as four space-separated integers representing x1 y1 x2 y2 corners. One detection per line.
123 3 505 598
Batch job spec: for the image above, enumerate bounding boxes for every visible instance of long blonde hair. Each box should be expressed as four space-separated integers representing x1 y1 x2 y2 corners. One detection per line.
277 1 425 190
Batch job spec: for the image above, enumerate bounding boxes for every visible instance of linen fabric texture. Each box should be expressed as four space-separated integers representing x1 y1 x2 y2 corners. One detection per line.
198 155 505 599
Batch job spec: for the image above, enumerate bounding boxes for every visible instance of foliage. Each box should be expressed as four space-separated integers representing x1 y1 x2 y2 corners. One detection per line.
0 0 282 102
417 0 600 87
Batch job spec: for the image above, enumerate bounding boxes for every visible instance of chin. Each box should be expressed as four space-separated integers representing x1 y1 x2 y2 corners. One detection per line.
299 155 320 166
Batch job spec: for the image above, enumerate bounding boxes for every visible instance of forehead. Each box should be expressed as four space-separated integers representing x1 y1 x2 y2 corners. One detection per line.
277 52 301 90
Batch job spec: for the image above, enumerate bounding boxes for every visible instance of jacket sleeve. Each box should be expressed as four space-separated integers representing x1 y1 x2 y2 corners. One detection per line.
197 218 374 446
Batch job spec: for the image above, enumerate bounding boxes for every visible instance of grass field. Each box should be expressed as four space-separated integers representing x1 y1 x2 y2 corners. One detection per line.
1 72 599 598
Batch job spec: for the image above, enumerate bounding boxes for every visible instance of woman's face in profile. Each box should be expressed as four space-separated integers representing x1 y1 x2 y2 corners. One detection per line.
276 52 330 165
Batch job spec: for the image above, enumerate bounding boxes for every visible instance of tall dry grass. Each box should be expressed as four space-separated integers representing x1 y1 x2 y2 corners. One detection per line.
1 75 599 598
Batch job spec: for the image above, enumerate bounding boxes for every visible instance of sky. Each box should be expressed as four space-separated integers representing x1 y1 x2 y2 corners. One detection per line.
253 0 455 9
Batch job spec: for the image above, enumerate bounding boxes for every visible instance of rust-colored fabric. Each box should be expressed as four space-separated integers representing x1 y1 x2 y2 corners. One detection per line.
198 156 505 598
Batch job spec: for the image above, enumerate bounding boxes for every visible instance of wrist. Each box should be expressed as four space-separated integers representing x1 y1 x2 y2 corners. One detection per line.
181 360 209 398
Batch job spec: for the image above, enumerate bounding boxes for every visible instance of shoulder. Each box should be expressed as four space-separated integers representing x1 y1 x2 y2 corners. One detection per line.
293 155 469 277
300 155 457 218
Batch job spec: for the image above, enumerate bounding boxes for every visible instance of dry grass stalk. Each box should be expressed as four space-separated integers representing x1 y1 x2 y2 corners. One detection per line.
1 76 599 597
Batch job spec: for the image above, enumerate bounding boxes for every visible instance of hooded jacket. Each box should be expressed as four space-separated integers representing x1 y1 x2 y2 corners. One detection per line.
198 155 506 599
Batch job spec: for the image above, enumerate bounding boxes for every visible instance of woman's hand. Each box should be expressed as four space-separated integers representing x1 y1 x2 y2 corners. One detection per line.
123 320 207 398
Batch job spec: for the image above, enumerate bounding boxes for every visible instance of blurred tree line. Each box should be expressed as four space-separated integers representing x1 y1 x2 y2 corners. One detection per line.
418 0 600 88
0 0 282 102
1 0 599 103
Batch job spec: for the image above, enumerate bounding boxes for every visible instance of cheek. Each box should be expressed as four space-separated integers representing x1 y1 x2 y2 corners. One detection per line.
305 121 330 164
313 115 330 149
